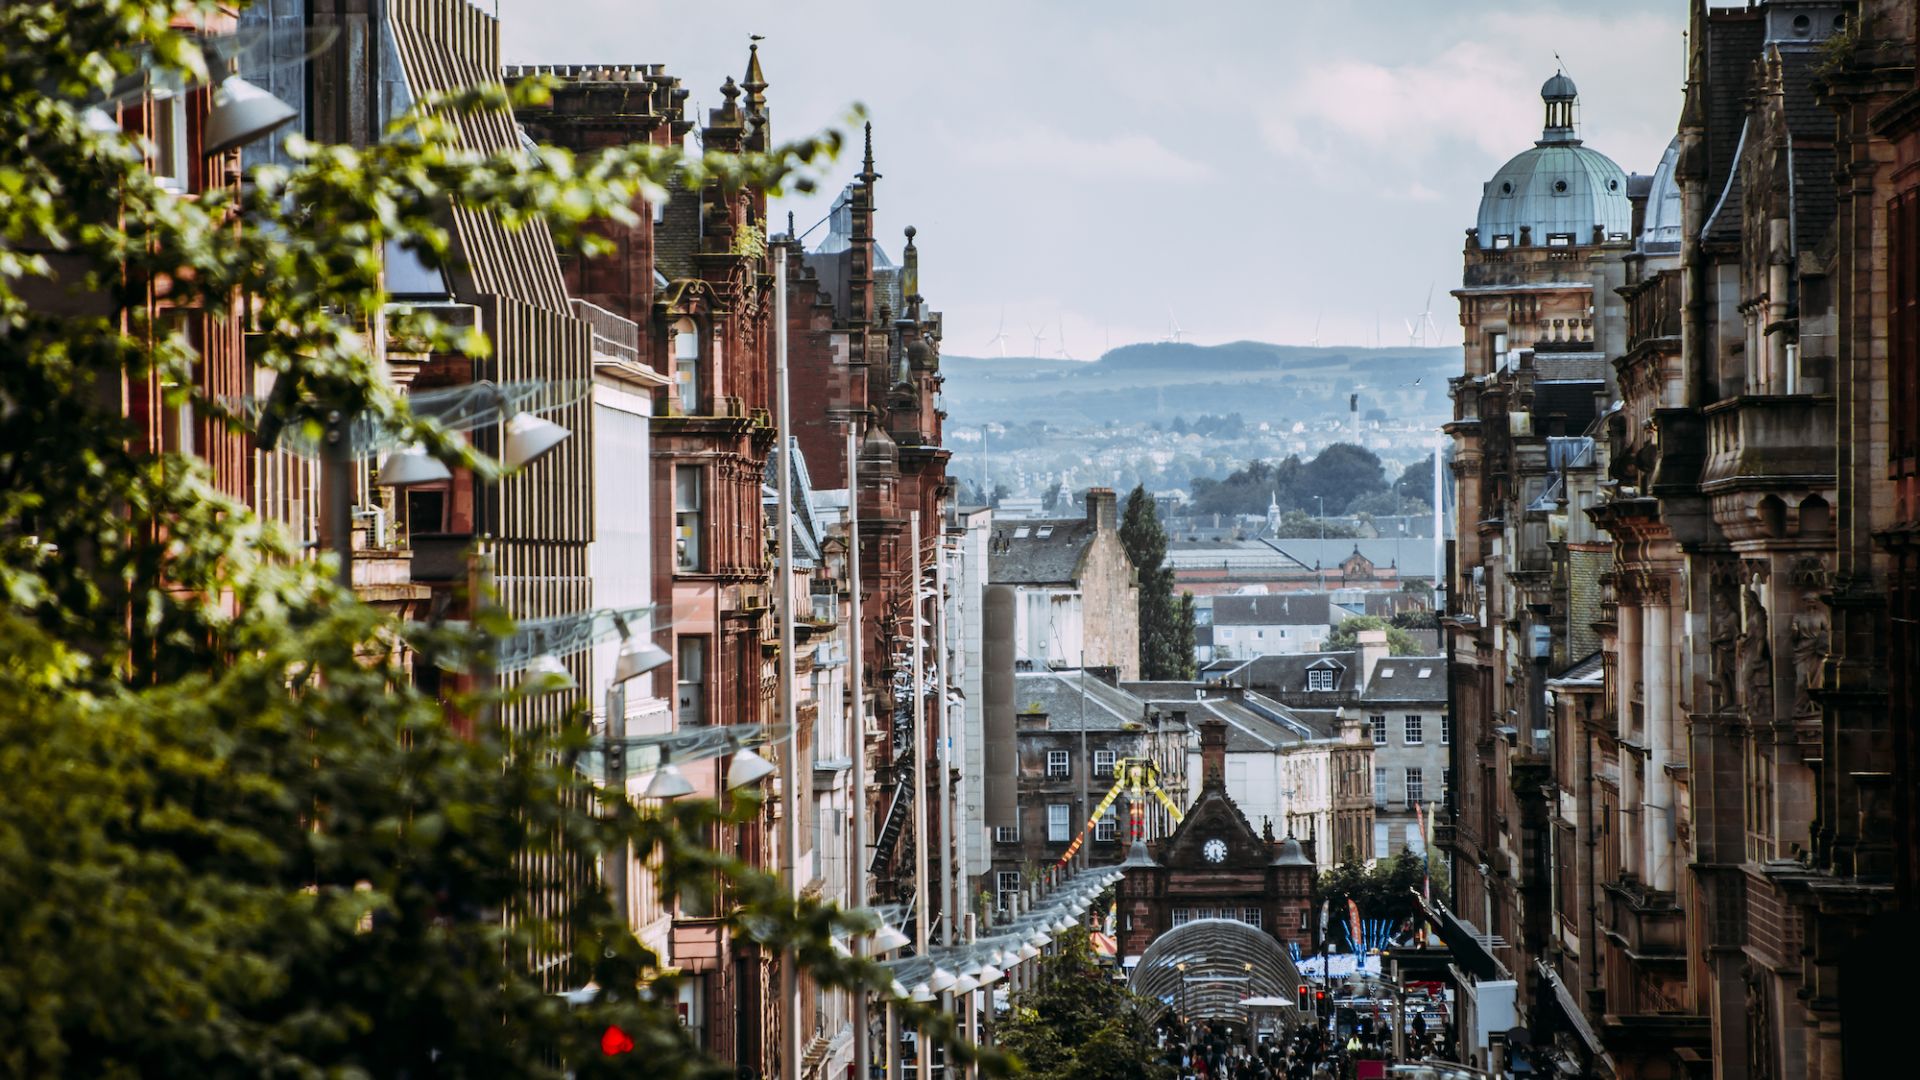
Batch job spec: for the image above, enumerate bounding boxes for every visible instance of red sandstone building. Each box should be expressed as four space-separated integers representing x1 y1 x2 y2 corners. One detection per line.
1116 720 1316 961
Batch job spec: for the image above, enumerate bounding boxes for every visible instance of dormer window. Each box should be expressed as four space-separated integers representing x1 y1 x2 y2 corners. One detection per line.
1546 233 1575 247
1036 526 1054 539
1492 234 1513 250
672 317 700 414
1307 669 1334 692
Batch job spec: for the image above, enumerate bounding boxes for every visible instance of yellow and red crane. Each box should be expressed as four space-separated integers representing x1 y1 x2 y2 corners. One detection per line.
1054 757 1184 869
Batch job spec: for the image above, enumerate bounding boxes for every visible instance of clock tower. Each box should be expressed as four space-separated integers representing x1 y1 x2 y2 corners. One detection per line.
1116 719 1317 961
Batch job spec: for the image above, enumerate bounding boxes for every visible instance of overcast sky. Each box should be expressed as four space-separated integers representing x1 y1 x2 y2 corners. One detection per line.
495 0 1686 355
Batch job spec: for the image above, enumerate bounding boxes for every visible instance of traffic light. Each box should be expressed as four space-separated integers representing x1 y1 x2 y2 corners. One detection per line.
1297 984 1310 1011
1314 989 1329 1012
601 1024 635 1056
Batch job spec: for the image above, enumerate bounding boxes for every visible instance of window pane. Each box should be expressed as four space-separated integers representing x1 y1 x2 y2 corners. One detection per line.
677 637 706 725
675 466 703 571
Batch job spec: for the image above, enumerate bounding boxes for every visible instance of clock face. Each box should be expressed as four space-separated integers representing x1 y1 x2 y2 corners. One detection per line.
1203 838 1228 863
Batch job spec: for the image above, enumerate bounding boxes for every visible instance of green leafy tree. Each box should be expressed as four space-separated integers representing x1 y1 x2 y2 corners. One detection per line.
0 3 978 1076
1296 443 1388 516
1392 456 1435 503
1316 849 1427 928
1324 615 1423 656
1120 485 1193 679
998 928 1169 1080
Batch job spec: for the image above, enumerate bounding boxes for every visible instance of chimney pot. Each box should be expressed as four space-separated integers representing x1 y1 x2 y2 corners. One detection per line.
1087 487 1118 531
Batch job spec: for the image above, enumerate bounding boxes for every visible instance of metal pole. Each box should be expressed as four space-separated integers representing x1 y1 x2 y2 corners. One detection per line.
1431 432 1444 596
910 510 932 1080
1078 649 1088 870
885 999 900 1080
775 247 803 1080
937 542 955 955
321 409 354 590
849 427 872 1080
607 683 629 925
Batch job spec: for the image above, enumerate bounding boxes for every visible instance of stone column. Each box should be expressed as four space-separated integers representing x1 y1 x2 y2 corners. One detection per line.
1617 596 1642 878
1646 588 1675 892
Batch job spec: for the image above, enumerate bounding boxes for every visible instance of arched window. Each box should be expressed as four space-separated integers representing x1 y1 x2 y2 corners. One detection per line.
672 317 700 414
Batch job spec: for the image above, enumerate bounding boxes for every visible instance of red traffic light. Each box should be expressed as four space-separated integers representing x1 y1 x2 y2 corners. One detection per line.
1315 990 1328 1002
602 1024 635 1056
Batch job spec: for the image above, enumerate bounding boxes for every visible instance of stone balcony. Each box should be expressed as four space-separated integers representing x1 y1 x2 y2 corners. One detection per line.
1699 394 1836 493
1600 876 1687 963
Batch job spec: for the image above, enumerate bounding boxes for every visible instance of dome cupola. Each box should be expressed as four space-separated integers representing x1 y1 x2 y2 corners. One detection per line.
1474 71 1631 250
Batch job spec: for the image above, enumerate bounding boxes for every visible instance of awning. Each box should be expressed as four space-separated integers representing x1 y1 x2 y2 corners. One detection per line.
1535 959 1612 1068
1411 891 1508 983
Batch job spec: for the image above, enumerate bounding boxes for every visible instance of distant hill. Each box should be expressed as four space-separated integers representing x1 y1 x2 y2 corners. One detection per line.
939 341 1457 429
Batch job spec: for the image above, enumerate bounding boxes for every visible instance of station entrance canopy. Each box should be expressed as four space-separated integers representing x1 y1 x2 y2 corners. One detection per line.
1128 918 1305 1026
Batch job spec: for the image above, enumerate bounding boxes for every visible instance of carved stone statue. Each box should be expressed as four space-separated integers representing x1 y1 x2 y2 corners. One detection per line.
1708 582 1739 711
1738 582 1774 720
1788 591 1829 716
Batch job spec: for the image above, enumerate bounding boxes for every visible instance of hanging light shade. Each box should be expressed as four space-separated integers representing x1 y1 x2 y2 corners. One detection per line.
888 980 911 1000
525 653 577 691
376 444 452 487
82 105 123 135
830 938 852 959
952 973 980 995
872 923 911 952
645 759 695 799
1017 943 1040 961
612 635 671 683
909 982 935 1003
726 746 776 789
203 76 297 155
503 410 570 469
1029 930 1051 948
976 964 1004 986
927 967 956 992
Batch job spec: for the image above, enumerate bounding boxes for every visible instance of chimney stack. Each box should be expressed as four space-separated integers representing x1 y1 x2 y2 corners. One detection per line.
1356 628 1389 690
1199 717 1227 791
1087 487 1118 531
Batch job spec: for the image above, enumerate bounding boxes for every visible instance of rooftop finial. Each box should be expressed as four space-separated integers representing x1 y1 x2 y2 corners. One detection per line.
858 121 879 185
743 40 768 117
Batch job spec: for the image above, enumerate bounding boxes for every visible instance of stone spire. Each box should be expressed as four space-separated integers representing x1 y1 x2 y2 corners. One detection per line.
858 120 880 186
743 42 768 117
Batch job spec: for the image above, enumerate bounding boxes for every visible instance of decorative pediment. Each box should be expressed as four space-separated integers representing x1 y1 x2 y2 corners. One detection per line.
1158 790 1266 871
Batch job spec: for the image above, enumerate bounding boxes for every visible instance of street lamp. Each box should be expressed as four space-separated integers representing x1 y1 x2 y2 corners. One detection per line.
1315 495 1325 541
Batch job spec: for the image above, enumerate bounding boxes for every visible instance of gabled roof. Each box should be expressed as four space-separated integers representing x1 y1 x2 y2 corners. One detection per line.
1120 683 1303 753
1014 670 1151 731
1361 657 1446 704
990 516 1099 585
1203 650 1359 697
1212 593 1334 627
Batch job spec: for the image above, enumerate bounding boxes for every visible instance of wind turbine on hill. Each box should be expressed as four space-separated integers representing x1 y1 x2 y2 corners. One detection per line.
1165 307 1187 344
985 308 1010 357
1026 321 1048 357
1406 283 1442 347
1056 316 1075 360
1311 307 1323 348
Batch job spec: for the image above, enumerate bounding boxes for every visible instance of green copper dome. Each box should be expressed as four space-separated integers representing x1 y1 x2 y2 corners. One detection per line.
1475 73 1631 249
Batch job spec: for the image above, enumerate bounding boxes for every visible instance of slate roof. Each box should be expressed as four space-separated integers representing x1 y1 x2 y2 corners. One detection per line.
1203 650 1358 697
1361 657 1447 704
990 517 1098 585
1014 670 1152 731
1212 593 1335 627
1550 650 1606 686
1121 683 1303 753
1170 539 1436 579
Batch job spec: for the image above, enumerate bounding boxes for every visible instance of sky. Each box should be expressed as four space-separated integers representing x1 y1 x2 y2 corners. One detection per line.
494 0 1687 356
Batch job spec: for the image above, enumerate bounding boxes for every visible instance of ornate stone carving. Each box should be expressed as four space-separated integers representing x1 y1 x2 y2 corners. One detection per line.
1788 590 1828 716
1738 577 1773 721
1745 962 1774 1080
1709 579 1739 712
